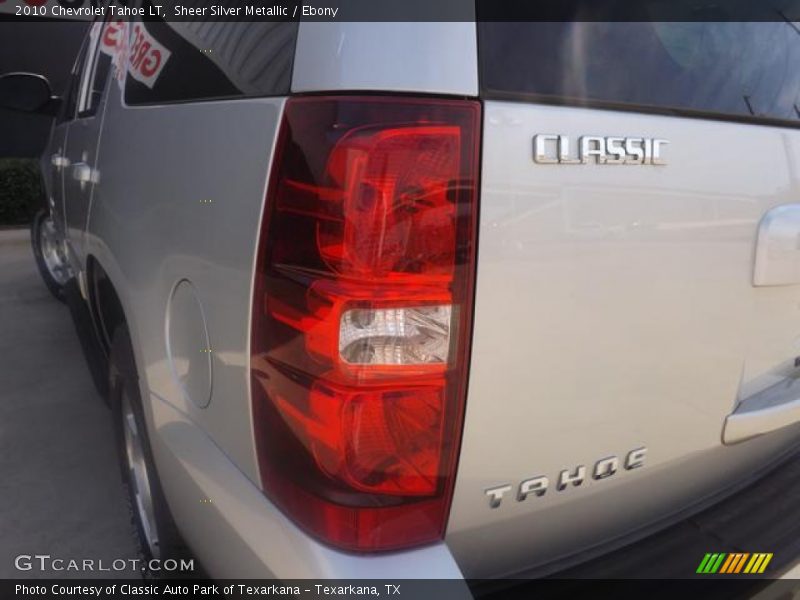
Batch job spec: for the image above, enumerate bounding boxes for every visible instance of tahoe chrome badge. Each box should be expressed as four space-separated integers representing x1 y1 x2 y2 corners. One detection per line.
485 447 647 509
534 134 668 165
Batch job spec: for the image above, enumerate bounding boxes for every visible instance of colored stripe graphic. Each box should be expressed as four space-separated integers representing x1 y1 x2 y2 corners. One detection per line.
697 553 773 574
745 554 760 574
733 553 750 573
758 554 773 573
697 553 713 574
710 553 726 573
698 553 727 573
719 554 736 574
745 553 774 574
720 553 745 574
758 552 772 573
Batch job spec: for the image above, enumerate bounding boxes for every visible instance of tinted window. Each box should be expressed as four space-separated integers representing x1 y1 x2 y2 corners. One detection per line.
77 21 113 118
480 22 800 123
124 4 296 105
59 39 88 123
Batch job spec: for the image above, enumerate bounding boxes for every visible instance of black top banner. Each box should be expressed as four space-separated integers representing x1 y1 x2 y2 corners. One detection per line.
3 0 800 22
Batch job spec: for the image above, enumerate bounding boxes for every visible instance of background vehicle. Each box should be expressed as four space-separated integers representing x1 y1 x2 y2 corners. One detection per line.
4 13 800 581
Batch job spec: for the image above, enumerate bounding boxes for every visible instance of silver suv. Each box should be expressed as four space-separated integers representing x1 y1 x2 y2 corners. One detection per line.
5 15 800 580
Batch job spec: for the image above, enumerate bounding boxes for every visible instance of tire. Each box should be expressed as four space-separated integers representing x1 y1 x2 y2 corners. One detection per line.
30 208 69 303
109 325 187 575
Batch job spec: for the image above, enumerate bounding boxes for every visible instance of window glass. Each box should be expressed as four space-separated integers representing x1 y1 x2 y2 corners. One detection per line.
479 21 800 123
124 2 296 105
76 20 113 118
59 38 89 123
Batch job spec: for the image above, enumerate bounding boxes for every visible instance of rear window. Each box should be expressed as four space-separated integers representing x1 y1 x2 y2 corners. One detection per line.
479 22 800 124
125 3 297 105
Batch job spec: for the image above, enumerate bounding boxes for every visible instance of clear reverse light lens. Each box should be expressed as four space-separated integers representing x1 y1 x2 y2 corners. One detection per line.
339 305 452 365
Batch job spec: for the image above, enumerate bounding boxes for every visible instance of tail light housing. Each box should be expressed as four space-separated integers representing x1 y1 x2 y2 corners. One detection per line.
251 96 480 552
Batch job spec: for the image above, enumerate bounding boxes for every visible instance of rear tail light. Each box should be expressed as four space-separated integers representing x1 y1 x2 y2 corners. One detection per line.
250 96 480 552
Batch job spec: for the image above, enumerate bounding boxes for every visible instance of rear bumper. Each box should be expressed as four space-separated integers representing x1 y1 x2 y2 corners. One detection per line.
472 450 800 598
149 386 798 581
542 446 800 580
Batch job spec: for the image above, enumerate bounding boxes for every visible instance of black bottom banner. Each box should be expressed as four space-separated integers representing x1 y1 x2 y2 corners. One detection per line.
4 578 799 600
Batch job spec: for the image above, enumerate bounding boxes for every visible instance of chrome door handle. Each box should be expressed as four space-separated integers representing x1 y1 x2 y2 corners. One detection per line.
723 395 800 444
753 204 800 286
72 162 99 184
51 154 70 169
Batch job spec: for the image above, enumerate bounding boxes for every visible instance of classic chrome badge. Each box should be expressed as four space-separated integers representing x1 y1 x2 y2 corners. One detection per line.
533 134 668 165
485 447 647 509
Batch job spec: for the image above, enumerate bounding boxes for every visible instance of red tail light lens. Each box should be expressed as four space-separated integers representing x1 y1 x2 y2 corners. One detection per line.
251 96 480 552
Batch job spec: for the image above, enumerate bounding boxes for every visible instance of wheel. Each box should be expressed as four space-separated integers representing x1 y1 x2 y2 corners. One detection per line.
30 208 70 302
109 325 187 573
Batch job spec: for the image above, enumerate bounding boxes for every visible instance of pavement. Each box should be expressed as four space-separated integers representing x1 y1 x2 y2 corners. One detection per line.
0 228 139 579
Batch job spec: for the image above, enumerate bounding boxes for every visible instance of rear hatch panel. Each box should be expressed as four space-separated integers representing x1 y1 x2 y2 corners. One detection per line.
446 99 800 577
